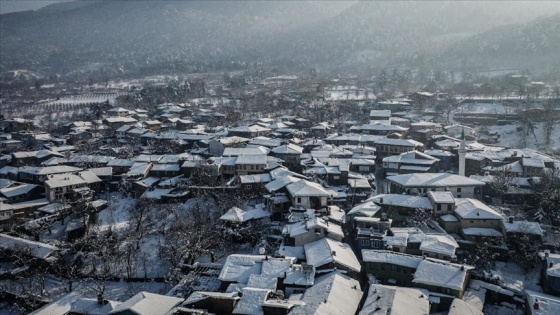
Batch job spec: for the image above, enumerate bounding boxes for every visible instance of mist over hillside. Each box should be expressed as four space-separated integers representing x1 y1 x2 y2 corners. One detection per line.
1 0 560 77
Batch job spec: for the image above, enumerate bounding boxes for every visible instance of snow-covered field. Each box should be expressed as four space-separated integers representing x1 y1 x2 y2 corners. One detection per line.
490 261 542 293
325 86 376 101
486 122 560 154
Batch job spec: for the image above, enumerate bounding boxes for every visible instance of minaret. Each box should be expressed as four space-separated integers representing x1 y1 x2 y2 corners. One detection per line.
459 128 466 176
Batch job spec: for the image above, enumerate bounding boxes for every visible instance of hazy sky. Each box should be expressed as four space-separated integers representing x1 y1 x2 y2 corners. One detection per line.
0 0 69 14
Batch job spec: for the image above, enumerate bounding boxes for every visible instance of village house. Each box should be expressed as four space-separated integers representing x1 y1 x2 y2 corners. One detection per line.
142 120 162 131
310 123 331 138
386 173 485 198
228 125 271 138
12 150 65 166
445 124 477 140
0 233 60 262
271 143 303 172
424 149 455 171
107 159 135 174
382 150 439 175
428 190 456 216
66 155 114 168
0 182 43 203
374 139 423 160
17 165 83 184
358 284 430 315
0 139 23 153
44 171 101 202
353 123 409 137
303 238 362 278
11 132 57 147
107 107 130 117
115 125 133 142
288 272 363 315
368 194 433 224
0 199 14 223
208 136 250 157
354 216 392 252
237 173 271 193
285 180 331 210
103 116 138 129
149 163 181 178
538 251 560 296
361 250 472 298
0 118 33 133
234 154 267 175
68 129 93 144
452 198 505 240
282 216 344 246
349 158 376 174
525 290 560 315
370 109 392 123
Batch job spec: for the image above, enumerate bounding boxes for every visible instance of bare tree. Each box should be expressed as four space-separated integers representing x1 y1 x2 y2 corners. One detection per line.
532 168 560 225
489 168 516 204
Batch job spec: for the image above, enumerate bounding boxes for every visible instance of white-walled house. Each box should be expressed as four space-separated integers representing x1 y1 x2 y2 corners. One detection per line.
386 173 485 198
286 180 331 210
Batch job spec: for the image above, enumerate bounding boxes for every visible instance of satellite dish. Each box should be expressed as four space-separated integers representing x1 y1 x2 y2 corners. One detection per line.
258 247 266 255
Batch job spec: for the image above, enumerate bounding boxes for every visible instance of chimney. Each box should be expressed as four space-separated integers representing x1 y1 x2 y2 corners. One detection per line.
534 298 540 310
332 251 336 256
509 217 514 223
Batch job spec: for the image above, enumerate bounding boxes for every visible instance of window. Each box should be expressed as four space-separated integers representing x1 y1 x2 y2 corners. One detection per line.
360 239 370 246
297 197 301 203
457 187 462 192
437 204 441 211
246 185 252 190
315 227 321 234
470 220 474 223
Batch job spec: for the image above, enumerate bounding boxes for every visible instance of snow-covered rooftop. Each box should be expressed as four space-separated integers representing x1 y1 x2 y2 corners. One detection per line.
220 206 270 223
0 233 58 260
427 191 455 204
525 290 560 315
359 284 430 315
286 180 331 197
304 238 361 273
412 259 470 291
108 291 182 315
419 234 459 257
232 288 270 315
454 198 504 220
387 173 485 188
502 220 543 236
219 254 267 283
370 194 433 210
289 272 363 315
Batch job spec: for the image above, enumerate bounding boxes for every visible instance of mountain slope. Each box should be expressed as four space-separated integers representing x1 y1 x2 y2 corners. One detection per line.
432 13 560 72
1 0 560 75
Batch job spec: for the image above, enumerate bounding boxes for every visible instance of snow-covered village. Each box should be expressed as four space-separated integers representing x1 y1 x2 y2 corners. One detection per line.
1 1 560 315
